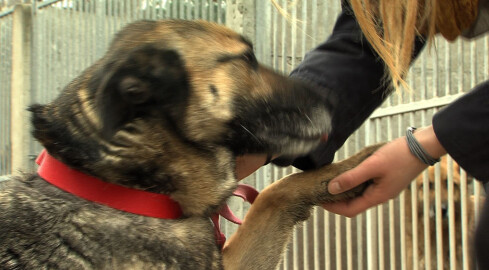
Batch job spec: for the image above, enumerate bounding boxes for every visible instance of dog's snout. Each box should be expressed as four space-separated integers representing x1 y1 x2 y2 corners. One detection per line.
429 203 449 219
441 203 449 218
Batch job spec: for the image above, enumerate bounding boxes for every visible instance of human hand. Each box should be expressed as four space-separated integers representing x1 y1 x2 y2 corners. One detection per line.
323 126 446 217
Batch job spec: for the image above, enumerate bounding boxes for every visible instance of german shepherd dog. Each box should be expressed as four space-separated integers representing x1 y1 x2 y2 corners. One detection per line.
0 20 381 269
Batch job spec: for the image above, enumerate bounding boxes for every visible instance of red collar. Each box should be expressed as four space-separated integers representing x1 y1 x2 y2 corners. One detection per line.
36 149 259 249
36 149 182 219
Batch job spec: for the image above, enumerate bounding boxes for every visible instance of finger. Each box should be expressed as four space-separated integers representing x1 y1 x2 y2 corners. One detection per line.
322 195 376 218
327 158 380 195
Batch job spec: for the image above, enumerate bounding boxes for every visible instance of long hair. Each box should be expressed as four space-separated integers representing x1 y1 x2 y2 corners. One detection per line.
349 0 433 89
348 0 478 89
270 0 479 90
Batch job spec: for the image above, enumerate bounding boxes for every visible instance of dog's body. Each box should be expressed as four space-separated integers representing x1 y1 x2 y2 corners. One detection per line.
0 20 380 269
405 156 484 269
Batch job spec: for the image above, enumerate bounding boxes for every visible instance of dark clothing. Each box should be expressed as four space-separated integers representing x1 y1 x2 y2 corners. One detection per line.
433 82 489 182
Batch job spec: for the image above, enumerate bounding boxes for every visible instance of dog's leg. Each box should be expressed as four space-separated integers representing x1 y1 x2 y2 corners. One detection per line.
222 143 384 270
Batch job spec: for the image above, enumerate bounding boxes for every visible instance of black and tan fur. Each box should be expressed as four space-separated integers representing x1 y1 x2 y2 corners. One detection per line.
0 19 381 269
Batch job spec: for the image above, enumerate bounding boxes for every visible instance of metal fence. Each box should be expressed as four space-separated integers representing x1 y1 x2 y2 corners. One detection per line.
0 9 12 176
0 0 486 269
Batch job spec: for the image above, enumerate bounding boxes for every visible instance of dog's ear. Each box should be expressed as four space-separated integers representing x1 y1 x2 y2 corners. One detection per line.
95 46 188 138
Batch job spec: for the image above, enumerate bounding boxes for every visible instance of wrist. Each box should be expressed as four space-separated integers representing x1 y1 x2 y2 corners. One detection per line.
409 126 447 162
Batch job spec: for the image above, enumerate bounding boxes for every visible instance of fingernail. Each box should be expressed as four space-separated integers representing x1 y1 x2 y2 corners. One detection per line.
329 181 341 194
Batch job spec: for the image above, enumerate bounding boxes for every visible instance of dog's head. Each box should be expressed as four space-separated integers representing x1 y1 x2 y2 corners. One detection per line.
413 156 462 219
30 20 332 215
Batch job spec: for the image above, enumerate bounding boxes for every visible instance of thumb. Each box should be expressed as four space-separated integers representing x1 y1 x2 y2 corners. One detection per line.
327 158 378 195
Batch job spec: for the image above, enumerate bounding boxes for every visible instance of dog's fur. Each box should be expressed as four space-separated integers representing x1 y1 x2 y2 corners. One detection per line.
0 20 381 269
406 156 484 269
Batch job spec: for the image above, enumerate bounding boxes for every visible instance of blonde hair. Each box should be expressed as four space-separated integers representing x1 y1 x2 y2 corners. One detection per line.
270 0 479 90
349 0 436 89
349 0 478 89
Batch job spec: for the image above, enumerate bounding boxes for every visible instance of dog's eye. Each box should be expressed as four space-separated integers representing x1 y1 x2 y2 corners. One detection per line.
242 52 258 69
217 51 258 69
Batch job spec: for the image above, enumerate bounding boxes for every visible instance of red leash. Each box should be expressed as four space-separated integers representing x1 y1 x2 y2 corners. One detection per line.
212 184 259 247
36 149 259 248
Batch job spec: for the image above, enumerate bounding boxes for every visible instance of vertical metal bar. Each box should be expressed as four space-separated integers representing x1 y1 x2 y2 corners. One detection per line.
445 41 451 96
432 38 439 99
387 115 396 270
255 0 271 65
292 231 299 270
186 0 191 19
274 164 289 270
482 35 489 80
88 0 95 69
409 114 419 270
365 119 378 270
280 0 286 73
447 155 457 270
313 207 321 270
0 14 12 175
474 179 482 231
28 3 38 159
399 114 407 270
72 0 79 79
324 211 331 270
289 1 296 70
62 0 68 89
460 167 470 270
366 196 377 270
407 61 415 104
346 215 353 270
300 0 307 61
217 0 223 24
107 0 113 32
421 110 432 270
458 39 464 94
47 4 54 103
471 34 477 90
37 2 44 104
179 0 184 19
272 0 278 69
11 4 32 173
335 215 342 270
421 167 432 270
435 160 444 269
0 16 4 173
420 43 427 100
208 0 213 22
376 119 384 270
55 2 62 98
349 130 362 270
311 0 317 48
201 0 207 21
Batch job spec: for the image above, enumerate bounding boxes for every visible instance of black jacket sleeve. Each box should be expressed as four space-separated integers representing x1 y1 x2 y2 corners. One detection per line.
272 1 425 170
433 82 489 183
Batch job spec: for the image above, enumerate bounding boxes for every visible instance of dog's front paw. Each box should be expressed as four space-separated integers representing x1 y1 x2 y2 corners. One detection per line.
317 178 372 203
312 143 385 204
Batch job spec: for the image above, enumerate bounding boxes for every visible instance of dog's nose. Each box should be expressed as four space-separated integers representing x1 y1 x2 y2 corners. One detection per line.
429 203 449 218
441 203 449 218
